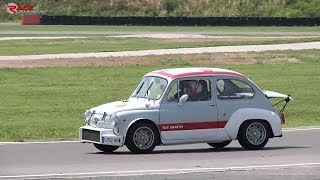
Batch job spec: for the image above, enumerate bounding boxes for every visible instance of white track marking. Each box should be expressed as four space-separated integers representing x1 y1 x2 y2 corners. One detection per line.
109 34 320 39
283 127 320 131
0 42 319 61
0 36 86 41
1 162 319 179
0 140 78 145
0 126 319 145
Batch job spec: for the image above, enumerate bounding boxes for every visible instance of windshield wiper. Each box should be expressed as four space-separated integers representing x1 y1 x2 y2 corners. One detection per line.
143 82 153 99
134 82 145 98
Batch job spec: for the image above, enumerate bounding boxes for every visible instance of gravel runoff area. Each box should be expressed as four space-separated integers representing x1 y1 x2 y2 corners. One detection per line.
0 42 319 61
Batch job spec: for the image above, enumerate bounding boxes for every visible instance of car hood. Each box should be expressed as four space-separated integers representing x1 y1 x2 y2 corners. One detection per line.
89 98 159 115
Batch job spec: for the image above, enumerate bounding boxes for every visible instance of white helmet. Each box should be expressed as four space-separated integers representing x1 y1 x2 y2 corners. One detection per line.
216 79 225 93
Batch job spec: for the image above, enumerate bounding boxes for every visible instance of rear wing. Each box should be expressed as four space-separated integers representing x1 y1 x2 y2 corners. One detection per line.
263 90 294 124
263 90 294 112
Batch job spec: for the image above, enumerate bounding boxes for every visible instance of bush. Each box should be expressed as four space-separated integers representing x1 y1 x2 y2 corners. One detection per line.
1 0 319 22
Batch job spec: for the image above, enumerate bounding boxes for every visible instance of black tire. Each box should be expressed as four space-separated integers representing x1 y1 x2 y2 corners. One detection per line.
238 120 270 150
93 143 119 153
125 121 159 154
208 140 232 149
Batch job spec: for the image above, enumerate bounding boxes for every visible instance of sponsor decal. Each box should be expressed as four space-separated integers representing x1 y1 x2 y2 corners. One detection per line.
159 121 228 131
161 124 184 130
5 2 47 14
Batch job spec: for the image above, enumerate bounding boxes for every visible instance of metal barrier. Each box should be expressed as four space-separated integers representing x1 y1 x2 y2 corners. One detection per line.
37 15 320 26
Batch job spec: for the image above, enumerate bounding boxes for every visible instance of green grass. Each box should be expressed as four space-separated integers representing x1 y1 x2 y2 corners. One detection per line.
1 36 320 56
1 25 320 32
0 50 319 141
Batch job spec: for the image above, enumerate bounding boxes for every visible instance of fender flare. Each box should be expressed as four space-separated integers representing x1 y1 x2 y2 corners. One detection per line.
124 118 161 144
224 108 282 139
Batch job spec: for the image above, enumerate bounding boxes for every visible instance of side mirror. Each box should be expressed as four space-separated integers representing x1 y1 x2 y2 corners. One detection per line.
178 94 188 105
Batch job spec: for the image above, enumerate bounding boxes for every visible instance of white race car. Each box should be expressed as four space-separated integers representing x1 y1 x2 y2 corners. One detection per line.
80 67 293 153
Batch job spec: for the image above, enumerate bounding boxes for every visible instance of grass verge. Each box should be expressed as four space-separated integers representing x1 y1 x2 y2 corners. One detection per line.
0 50 319 141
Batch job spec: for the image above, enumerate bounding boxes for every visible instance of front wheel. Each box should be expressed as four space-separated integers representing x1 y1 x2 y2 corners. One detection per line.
238 120 270 150
93 143 119 153
125 122 159 154
208 140 232 149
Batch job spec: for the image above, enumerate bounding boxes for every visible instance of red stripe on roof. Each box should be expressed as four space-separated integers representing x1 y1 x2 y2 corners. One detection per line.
171 71 246 79
149 68 246 79
153 70 174 78
159 120 228 131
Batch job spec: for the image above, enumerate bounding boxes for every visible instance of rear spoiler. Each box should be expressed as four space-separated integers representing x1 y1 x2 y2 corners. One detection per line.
263 90 294 101
263 90 294 112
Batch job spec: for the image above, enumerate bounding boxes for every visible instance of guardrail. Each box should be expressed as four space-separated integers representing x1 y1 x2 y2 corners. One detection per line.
22 15 320 26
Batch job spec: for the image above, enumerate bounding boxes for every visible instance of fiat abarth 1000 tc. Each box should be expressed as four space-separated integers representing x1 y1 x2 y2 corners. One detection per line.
79 68 293 154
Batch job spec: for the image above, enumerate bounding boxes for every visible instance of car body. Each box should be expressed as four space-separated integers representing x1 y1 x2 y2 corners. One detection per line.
79 67 293 153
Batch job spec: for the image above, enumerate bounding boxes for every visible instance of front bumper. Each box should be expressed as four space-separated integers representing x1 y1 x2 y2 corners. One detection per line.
79 126 124 146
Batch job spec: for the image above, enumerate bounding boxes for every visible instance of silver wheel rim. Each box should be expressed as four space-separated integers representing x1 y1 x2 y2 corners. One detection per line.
133 126 154 150
246 122 266 145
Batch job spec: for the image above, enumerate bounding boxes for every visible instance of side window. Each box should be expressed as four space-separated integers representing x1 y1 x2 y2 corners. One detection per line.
196 79 211 101
216 79 254 100
167 82 179 102
167 79 212 102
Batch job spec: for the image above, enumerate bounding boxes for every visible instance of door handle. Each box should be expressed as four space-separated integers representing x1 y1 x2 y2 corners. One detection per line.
210 104 216 107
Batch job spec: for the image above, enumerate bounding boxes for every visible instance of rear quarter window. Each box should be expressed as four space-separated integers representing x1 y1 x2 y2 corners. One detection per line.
216 79 254 100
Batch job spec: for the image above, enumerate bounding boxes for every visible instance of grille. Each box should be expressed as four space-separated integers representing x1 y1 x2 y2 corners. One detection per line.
82 129 100 142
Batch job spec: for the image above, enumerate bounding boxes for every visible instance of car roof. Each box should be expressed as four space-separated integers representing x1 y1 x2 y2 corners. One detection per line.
146 67 247 80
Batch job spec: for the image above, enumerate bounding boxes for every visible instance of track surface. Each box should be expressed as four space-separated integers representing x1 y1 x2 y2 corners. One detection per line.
0 42 319 61
0 129 320 179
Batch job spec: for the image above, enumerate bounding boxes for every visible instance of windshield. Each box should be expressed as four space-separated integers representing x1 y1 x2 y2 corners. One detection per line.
131 76 168 100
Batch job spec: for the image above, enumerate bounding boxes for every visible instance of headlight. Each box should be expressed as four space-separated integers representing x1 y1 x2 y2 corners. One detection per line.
84 110 91 121
90 117 99 126
113 127 120 135
84 110 95 122
110 114 119 127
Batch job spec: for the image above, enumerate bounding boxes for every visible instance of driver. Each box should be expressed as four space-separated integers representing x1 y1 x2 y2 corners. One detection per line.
184 80 202 101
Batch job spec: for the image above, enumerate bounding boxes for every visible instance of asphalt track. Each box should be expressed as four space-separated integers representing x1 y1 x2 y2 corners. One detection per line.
0 128 320 179
0 42 319 61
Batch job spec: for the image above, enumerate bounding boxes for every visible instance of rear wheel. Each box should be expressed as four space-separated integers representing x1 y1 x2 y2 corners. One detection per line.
208 140 232 149
126 122 159 154
238 120 270 150
93 143 119 153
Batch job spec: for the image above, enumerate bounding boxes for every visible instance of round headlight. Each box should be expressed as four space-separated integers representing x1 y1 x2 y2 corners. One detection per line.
113 127 120 135
110 114 119 127
84 110 92 121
